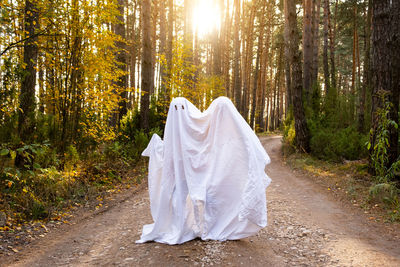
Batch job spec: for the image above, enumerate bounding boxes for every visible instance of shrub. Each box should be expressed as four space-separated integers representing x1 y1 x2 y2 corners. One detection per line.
367 92 399 182
35 144 59 168
64 144 79 171
310 126 368 162
133 130 150 158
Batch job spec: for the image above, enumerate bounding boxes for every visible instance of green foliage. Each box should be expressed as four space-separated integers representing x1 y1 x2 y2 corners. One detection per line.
285 88 368 161
367 93 399 182
34 145 59 169
309 125 368 162
120 103 165 142
64 145 79 171
283 109 296 149
310 83 321 117
0 113 18 144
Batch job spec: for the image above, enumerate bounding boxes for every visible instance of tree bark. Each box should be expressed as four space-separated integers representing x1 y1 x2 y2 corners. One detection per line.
284 0 292 112
112 0 127 126
330 0 337 90
70 0 83 140
287 0 311 152
18 0 39 142
223 0 232 98
242 2 256 119
250 2 266 130
351 3 358 119
159 0 167 97
166 0 174 104
140 0 152 130
233 0 242 109
323 0 330 92
151 0 158 96
312 0 321 83
388 0 400 169
370 0 400 173
129 1 138 109
358 0 371 132
303 0 313 104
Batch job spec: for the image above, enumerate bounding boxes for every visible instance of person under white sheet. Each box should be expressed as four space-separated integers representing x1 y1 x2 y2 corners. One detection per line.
136 96 271 245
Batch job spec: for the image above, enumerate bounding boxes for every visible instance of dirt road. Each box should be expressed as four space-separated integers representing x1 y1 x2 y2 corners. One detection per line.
3 136 400 266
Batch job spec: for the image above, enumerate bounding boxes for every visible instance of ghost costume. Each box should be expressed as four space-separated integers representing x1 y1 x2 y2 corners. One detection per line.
136 96 271 244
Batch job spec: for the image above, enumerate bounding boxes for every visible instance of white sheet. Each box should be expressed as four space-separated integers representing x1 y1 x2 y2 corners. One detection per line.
136 96 271 244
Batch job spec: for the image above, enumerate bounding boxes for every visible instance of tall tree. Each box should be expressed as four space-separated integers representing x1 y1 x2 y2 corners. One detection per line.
128 0 138 109
140 0 152 130
115 0 128 126
250 1 266 129
69 0 84 141
312 0 321 83
351 2 359 119
330 0 337 90
370 0 400 172
166 0 174 105
159 0 167 97
212 0 222 77
284 0 292 112
323 0 330 91
18 0 39 142
303 0 313 104
286 0 311 152
233 0 242 109
150 0 158 96
358 0 371 132
241 2 256 117
390 0 400 170
223 0 232 98
184 0 194 92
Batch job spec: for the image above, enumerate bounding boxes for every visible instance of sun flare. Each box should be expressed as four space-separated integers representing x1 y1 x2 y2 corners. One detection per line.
192 0 221 38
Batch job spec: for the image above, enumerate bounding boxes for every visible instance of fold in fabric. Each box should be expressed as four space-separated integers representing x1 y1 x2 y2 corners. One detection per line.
136 96 271 245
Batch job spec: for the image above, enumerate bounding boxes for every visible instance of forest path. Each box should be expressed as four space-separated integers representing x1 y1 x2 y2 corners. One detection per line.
4 136 400 267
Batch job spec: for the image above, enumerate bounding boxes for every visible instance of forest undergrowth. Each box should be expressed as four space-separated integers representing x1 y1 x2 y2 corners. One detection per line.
0 107 163 231
282 91 400 223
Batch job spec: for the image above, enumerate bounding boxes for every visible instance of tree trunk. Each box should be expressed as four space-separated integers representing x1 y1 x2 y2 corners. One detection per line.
223 0 232 98
312 0 321 83
166 0 173 105
388 0 400 170
330 0 338 90
370 0 400 173
151 0 158 96
254 1 268 131
112 0 127 126
38 53 44 113
129 1 138 110
358 0 371 132
284 0 292 113
233 0 241 109
70 0 83 140
159 0 167 97
140 0 152 130
276 45 284 128
213 0 222 77
250 5 265 129
287 0 311 152
242 2 256 119
323 0 330 91
351 3 358 120
18 0 39 143
184 0 194 94
303 0 313 104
